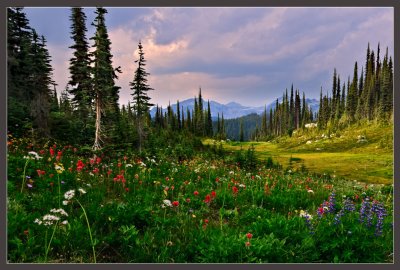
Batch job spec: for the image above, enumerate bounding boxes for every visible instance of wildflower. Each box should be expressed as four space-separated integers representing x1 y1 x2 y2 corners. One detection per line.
232 186 239 195
194 191 199 196
186 198 191 203
246 233 253 239
96 157 101 164
204 194 211 204
125 164 133 168
54 163 65 174
163 200 172 207
27 183 33 188
327 191 336 213
307 189 314 193
371 200 387 236
34 218 42 225
76 160 85 172
300 210 314 234
245 241 251 247
56 151 62 161
64 190 75 200
50 208 68 217
125 188 129 192
211 191 216 198
172 201 179 207
317 207 324 218
359 197 372 226
37 169 46 177
78 188 86 195
43 214 60 222
204 219 209 224
93 168 99 174
28 151 42 160
61 220 68 225
49 148 55 157
62 200 69 205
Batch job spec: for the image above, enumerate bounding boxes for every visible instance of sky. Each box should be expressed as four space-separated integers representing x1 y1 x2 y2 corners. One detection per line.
23 7 393 108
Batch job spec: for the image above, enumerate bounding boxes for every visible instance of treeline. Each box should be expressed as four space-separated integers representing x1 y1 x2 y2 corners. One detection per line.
7 7 217 151
152 89 214 138
249 85 315 141
317 43 393 130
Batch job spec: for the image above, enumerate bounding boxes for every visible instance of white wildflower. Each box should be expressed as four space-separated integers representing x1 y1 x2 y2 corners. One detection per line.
50 208 68 217
299 210 313 219
306 140 312 144
28 151 42 160
34 218 42 225
307 189 314 193
163 199 172 207
43 214 60 222
62 200 69 206
229 171 235 175
239 184 246 188
78 188 86 194
125 164 133 168
61 220 68 225
89 172 94 176
64 190 75 200
140 162 146 167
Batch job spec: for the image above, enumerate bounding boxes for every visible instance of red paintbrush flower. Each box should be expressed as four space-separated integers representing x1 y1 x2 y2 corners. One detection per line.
172 201 179 207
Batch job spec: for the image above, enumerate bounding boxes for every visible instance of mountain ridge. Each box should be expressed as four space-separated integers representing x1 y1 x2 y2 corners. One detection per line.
150 97 319 119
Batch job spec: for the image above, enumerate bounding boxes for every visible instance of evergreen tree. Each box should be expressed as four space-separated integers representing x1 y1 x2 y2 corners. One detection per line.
261 105 267 136
206 100 213 136
239 119 244 142
7 8 34 136
129 42 153 146
91 7 122 150
29 32 55 137
346 62 358 122
289 84 294 129
68 7 93 141
331 68 337 120
176 100 181 130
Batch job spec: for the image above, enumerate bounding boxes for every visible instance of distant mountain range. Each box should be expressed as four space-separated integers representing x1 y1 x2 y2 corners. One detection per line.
150 97 320 120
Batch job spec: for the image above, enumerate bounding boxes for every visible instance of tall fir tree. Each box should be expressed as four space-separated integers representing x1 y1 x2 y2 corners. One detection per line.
91 7 121 150
68 7 93 141
130 41 154 151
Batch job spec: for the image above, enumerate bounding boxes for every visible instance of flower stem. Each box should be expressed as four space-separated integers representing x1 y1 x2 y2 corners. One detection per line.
20 159 29 193
45 221 59 262
76 199 96 263
57 174 61 208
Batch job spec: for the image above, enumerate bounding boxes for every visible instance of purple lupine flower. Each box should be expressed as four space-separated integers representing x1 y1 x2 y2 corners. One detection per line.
300 211 314 234
343 198 356 212
327 192 336 213
359 197 372 226
333 209 344 225
333 198 356 225
371 200 387 236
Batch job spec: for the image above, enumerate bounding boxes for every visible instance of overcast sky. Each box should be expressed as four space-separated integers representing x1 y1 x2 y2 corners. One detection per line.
23 7 393 107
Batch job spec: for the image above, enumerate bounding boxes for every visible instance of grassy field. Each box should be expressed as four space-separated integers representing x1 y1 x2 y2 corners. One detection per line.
204 122 393 185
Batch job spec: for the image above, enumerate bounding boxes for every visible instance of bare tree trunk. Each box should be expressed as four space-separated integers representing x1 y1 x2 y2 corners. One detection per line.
93 94 102 151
